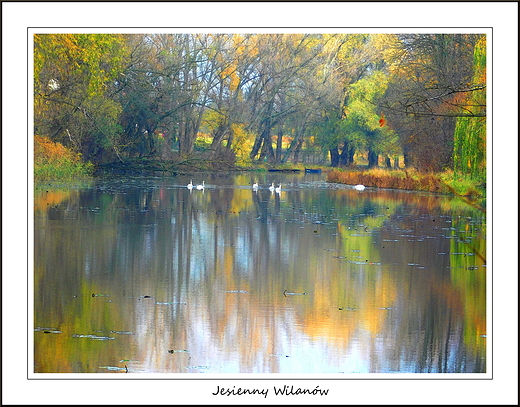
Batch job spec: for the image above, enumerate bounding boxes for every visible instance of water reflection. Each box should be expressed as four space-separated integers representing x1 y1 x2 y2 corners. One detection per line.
34 173 486 373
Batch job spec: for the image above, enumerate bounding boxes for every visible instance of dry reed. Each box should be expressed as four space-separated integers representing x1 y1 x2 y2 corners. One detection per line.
327 168 451 194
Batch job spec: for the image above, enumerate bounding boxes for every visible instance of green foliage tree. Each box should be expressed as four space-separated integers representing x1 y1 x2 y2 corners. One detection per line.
34 34 127 162
342 70 400 167
453 37 486 180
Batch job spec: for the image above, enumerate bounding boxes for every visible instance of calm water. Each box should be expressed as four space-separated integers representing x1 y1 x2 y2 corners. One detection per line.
33 172 487 374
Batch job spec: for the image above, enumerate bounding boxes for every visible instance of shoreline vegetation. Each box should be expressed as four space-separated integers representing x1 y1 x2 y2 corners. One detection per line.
34 34 486 212
34 136 94 181
34 138 486 211
327 167 486 211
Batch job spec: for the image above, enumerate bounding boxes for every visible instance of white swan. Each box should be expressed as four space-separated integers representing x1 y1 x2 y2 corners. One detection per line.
252 182 258 189
268 182 275 191
354 184 365 191
196 180 205 190
187 180 193 189
275 183 282 193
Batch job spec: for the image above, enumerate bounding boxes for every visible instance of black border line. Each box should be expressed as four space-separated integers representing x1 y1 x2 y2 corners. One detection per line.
28 27 492 381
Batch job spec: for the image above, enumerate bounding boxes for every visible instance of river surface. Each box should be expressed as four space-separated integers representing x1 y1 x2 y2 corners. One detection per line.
33 171 487 374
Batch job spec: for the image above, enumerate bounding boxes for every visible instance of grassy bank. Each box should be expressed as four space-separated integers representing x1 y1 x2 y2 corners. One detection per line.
34 136 94 181
327 168 486 205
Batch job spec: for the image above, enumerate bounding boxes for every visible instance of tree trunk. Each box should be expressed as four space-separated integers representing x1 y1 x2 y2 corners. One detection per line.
250 118 269 161
368 149 378 168
211 123 229 156
249 133 263 160
338 141 351 167
403 149 412 168
348 146 355 166
178 120 196 156
330 146 340 167
259 129 275 163
292 138 304 164
275 126 283 164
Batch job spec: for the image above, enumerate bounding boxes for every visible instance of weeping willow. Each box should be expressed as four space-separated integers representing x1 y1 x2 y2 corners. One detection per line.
453 37 486 179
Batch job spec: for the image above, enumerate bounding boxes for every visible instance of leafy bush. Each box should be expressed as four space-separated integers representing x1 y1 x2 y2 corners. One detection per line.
34 135 93 180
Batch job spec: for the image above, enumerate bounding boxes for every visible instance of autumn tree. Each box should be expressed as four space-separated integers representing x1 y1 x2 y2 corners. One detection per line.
34 33 486 173
201 34 255 162
310 34 400 167
34 34 127 162
244 34 325 164
452 36 486 179
381 34 483 171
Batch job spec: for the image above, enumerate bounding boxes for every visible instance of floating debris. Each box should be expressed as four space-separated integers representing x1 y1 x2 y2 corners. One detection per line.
99 366 127 372
339 307 357 311
34 327 58 332
379 307 395 310
283 290 307 297
92 293 110 297
72 334 115 340
168 349 190 354
346 260 382 265
225 290 249 294
110 330 133 335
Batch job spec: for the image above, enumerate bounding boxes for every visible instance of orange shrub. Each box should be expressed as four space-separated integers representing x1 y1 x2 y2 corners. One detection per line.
34 135 93 180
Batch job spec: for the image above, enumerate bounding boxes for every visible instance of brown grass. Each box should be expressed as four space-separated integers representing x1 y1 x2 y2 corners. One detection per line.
327 168 452 194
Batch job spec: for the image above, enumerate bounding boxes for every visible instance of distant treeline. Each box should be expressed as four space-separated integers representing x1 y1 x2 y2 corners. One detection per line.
34 33 485 178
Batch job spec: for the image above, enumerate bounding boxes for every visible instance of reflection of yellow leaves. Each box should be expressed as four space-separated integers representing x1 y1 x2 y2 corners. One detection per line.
34 189 73 212
34 282 125 373
357 280 397 334
224 246 234 277
299 269 397 346
228 186 255 215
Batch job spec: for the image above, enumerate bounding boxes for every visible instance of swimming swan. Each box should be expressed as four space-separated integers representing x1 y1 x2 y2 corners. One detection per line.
187 180 193 189
196 181 205 190
354 184 365 191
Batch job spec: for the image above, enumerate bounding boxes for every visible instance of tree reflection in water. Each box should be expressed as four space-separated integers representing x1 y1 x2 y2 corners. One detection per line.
33 173 486 373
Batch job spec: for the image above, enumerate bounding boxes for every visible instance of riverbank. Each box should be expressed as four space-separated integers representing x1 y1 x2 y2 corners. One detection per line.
34 147 486 211
327 167 486 210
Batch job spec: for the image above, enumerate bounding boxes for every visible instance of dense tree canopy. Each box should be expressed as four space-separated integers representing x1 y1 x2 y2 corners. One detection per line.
33 33 486 176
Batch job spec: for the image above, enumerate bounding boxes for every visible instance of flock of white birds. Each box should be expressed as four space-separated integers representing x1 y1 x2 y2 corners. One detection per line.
187 180 365 192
